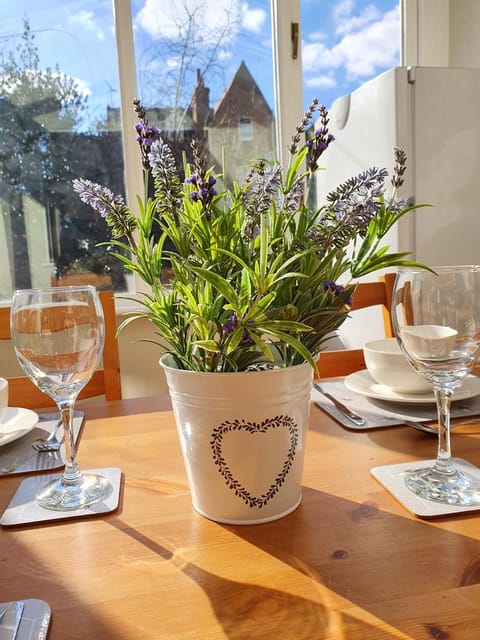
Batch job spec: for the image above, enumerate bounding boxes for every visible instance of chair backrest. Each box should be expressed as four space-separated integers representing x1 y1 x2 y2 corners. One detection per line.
0 290 122 408
315 273 396 378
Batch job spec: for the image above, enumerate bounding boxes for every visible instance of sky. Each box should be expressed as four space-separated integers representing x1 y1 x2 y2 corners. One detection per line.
0 0 400 128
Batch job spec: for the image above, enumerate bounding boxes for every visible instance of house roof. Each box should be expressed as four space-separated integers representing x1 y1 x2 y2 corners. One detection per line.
210 61 273 128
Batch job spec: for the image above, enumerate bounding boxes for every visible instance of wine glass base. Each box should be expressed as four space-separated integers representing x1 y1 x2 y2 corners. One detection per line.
405 465 480 506
36 473 112 511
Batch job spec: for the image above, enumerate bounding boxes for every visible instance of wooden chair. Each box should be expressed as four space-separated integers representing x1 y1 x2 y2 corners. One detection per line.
0 290 122 409
315 273 396 378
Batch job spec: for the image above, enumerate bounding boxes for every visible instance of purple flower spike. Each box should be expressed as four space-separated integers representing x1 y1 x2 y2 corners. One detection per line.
222 314 238 334
323 280 352 306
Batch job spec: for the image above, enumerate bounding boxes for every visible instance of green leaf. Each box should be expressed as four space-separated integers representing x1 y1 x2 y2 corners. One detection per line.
190 267 239 305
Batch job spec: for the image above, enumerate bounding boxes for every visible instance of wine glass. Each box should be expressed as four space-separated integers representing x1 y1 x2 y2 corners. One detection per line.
391 265 480 505
10 285 112 510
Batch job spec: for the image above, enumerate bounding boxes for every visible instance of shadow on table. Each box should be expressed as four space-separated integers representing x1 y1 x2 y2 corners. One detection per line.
107 483 480 639
222 486 480 639
106 514 400 640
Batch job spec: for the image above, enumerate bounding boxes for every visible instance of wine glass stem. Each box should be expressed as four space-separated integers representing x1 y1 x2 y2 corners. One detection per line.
59 401 82 484
434 387 455 474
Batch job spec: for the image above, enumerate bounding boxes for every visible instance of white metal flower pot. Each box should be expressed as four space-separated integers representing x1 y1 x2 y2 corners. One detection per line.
160 355 313 524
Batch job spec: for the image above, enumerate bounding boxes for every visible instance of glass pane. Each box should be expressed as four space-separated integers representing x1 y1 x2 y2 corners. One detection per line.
0 1 278 300
300 0 402 348
301 0 401 110
131 0 276 187
0 2 126 300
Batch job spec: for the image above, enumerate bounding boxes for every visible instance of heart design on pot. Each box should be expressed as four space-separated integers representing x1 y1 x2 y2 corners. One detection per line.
210 415 299 508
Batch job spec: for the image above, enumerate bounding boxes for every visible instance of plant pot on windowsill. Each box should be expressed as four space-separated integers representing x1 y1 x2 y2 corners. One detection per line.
160 354 313 524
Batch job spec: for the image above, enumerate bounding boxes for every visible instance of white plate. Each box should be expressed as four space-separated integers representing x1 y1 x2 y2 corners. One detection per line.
0 407 39 447
344 370 480 404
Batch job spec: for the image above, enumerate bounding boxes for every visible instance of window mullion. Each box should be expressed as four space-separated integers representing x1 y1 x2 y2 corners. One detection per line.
113 0 146 297
270 0 303 168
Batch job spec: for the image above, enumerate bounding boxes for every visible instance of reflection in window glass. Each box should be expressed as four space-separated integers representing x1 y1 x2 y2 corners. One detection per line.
238 117 254 142
0 0 277 300
131 0 275 189
0 2 126 300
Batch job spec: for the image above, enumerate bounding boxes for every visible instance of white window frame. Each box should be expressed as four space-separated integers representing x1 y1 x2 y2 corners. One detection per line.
270 0 303 169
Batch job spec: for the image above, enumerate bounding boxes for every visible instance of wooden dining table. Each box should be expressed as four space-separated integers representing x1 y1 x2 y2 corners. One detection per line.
1 393 480 639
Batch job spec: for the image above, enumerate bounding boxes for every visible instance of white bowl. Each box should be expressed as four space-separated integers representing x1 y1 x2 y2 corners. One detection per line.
363 338 432 394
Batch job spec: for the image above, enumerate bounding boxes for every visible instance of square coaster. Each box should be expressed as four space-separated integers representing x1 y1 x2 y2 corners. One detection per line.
0 467 122 527
0 599 51 640
371 458 480 518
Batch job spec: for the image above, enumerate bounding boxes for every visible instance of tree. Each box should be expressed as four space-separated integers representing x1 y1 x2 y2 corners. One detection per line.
0 19 88 287
136 0 239 142
0 18 125 290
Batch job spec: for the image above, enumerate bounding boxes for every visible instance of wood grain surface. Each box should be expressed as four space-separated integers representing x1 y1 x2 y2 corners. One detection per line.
1 394 480 639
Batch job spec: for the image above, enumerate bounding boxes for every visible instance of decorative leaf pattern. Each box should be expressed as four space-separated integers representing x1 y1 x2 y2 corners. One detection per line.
210 415 299 508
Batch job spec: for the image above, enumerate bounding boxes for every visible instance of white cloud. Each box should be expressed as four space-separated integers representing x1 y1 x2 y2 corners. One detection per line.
67 10 105 41
335 3 381 37
336 7 399 77
302 41 342 72
308 30 328 43
135 0 241 45
241 3 267 33
71 75 91 98
218 49 234 62
305 74 337 90
331 0 381 36
332 0 355 23
303 5 399 80
166 57 180 70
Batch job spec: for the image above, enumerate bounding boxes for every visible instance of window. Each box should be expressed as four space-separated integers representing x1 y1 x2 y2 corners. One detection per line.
0 1 400 301
300 0 401 111
0 2 126 299
238 117 254 142
0 0 285 300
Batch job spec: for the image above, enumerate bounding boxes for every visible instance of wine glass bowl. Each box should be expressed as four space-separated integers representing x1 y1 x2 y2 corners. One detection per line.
392 266 480 505
11 286 112 510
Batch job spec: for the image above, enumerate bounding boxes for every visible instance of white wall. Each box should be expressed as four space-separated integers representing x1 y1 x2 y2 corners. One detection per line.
402 0 480 68
116 317 168 397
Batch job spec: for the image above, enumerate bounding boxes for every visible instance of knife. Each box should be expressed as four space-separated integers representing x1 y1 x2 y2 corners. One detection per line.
0 601 24 640
313 383 365 426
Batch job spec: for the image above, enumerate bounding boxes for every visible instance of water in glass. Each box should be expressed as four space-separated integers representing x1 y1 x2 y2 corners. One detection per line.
10 286 112 510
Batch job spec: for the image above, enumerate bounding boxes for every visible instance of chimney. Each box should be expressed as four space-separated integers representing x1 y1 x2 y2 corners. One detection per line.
191 69 210 129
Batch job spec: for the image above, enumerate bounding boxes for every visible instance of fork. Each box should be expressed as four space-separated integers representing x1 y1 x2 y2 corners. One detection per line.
404 417 480 434
32 419 63 452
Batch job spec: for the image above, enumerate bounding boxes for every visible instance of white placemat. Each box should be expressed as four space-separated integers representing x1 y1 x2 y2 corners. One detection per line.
312 380 480 429
0 599 51 640
0 412 84 476
371 458 480 518
0 467 122 527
